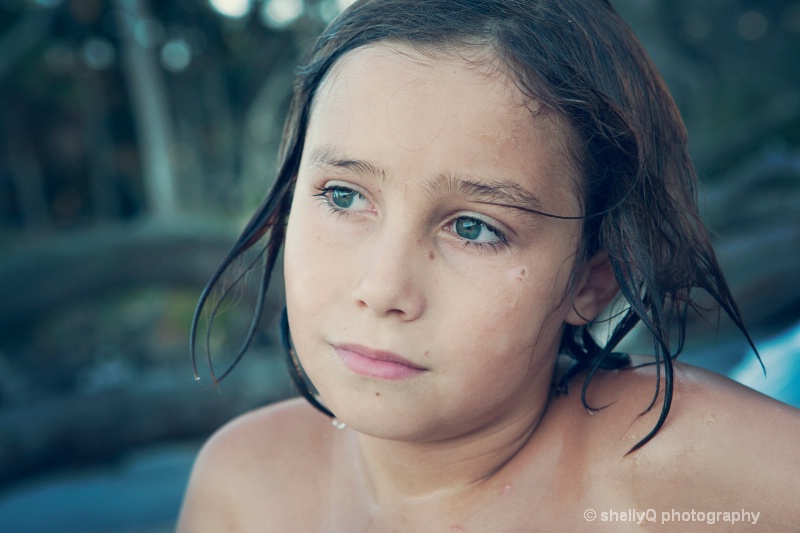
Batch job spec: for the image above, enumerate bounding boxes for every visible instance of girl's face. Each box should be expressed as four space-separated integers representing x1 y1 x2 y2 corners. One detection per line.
284 44 597 442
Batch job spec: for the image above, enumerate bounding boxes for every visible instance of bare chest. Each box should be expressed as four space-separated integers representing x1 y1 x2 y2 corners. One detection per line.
238 463 640 533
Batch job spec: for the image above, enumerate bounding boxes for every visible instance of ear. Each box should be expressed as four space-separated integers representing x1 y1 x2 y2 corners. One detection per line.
566 253 619 326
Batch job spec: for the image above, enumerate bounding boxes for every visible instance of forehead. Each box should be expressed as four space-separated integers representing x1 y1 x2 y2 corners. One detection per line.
304 43 580 210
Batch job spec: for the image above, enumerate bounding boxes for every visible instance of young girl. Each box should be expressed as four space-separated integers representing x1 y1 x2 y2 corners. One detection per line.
178 1 800 531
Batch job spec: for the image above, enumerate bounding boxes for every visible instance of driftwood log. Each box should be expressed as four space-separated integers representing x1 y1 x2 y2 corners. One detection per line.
0 355 294 486
0 219 250 329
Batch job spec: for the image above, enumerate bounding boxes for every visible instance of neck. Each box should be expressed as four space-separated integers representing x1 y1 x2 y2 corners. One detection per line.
354 386 554 510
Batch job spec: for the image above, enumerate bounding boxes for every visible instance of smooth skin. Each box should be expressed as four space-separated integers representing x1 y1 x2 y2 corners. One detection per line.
178 44 800 532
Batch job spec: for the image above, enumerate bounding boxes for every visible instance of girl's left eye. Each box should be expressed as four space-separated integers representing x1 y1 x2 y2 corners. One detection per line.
449 216 508 249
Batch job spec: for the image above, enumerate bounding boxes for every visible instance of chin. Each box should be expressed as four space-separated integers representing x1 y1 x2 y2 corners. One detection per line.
315 384 445 441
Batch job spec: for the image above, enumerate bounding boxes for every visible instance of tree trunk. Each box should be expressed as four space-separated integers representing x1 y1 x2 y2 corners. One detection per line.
114 0 179 219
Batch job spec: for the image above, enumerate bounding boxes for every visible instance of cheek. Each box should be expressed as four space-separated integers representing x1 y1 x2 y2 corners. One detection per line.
284 197 360 324
284 200 330 313
283 203 337 377
444 260 571 358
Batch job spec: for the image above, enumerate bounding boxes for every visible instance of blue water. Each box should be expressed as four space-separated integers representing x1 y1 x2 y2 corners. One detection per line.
730 320 800 408
0 443 199 533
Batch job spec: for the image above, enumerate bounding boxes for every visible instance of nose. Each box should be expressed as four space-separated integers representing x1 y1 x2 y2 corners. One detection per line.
351 229 427 321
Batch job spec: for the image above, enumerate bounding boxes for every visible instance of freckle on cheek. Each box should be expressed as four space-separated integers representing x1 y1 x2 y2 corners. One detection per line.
428 251 435 260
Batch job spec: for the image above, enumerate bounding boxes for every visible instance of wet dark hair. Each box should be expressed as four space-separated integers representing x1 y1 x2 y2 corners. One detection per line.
191 0 759 452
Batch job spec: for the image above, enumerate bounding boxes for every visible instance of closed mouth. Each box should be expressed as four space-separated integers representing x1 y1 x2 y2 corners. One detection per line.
333 343 428 379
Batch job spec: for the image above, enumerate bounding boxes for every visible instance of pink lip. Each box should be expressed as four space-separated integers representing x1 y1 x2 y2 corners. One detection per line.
334 344 427 380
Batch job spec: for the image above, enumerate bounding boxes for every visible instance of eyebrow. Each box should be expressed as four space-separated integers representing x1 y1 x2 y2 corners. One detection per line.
307 145 388 183
426 172 545 216
306 145 550 216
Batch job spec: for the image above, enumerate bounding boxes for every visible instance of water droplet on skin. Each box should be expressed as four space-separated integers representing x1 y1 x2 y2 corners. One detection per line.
505 266 528 282
332 419 347 430
503 483 513 494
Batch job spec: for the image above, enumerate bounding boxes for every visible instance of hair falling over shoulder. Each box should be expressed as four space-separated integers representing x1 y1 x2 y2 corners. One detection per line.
190 0 760 452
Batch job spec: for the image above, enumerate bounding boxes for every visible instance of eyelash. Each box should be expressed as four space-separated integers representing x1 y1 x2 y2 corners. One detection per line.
312 185 510 252
313 185 367 218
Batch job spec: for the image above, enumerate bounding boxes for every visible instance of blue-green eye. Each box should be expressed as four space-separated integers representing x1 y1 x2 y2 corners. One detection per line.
331 187 362 208
455 217 482 240
453 216 506 246
315 185 369 212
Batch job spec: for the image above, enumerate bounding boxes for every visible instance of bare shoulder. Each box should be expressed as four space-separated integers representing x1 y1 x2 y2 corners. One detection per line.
177 397 336 532
628 361 800 469
572 358 800 529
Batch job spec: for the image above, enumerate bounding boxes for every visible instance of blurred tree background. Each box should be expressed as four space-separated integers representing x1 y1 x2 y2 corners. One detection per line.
0 0 798 531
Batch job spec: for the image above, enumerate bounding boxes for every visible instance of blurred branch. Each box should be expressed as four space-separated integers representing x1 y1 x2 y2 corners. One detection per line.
3 122 50 231
79 71 120 220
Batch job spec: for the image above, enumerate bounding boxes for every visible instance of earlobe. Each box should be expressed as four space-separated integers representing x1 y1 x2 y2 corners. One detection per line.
566 253 619 326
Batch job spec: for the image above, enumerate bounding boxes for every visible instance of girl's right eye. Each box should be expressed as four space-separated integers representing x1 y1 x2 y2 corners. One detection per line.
314 185 370 212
